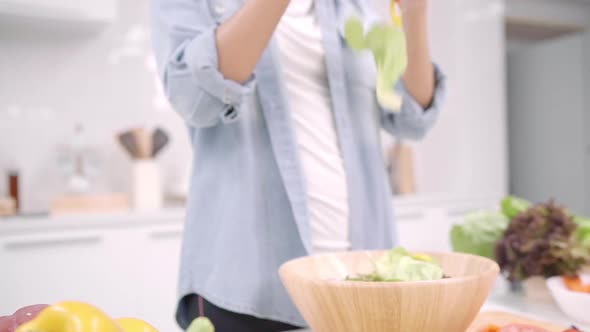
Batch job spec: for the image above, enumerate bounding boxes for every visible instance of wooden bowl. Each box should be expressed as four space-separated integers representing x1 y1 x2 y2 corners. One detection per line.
279 251 499 332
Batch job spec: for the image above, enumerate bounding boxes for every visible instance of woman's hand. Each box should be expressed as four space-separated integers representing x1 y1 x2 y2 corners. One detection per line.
398 0 435 109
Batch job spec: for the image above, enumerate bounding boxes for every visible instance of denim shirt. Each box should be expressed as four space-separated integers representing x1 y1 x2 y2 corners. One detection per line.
151 0 446 328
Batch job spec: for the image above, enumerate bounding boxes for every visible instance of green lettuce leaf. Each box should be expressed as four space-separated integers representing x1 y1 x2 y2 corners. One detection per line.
450 211 509 259
373 247 444 281
344 17 407 112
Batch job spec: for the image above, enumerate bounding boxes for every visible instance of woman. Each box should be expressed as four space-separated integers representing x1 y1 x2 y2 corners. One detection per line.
151 0 445 330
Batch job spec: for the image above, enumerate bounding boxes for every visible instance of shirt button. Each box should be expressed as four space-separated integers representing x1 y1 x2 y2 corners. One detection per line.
213 2 226 17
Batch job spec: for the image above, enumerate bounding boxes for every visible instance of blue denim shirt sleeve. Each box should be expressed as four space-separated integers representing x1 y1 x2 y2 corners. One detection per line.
151 0 256 128
381 64 447 139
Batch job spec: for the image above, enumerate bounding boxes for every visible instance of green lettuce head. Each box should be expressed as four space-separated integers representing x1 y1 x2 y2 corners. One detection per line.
450 211 509 259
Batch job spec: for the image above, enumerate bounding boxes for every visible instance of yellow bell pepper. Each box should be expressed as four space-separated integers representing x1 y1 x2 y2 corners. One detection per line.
412 253 434 262
15 302 159 332
116 318 159 332
391 0 403 28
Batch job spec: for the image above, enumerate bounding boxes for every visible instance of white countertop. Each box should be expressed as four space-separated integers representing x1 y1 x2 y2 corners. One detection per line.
0 193 500 234
290 279 590 331
0 207 186 235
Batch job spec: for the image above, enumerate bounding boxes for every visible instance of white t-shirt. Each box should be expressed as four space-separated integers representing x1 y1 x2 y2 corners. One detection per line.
275 0 351 254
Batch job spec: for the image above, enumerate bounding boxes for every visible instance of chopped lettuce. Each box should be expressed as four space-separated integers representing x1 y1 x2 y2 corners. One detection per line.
347 247 444 282
450 211 509 259
344 17 407 112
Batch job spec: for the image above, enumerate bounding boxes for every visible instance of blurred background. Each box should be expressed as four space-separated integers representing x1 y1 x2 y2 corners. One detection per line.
0 0 588 330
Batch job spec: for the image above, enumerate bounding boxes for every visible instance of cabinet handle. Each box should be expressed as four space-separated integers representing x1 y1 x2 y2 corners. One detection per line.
149 230 183 240
4 235 102 251
447 208 476 217
395 212 425 221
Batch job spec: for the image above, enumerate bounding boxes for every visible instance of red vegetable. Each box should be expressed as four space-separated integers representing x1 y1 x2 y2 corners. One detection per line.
563 276 590 293
0 305 48 332
499 324 551 332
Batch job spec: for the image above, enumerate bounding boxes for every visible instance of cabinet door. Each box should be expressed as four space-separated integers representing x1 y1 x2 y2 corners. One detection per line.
0 230 120 314
134 225 184 332
396 209 451 252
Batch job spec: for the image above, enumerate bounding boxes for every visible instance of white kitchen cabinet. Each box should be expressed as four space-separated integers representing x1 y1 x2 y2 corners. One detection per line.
0 211 184 332
0 0 117 30
0 230 121 310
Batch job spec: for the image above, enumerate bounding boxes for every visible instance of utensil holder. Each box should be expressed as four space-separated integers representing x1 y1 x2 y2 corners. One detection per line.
132 160 163 211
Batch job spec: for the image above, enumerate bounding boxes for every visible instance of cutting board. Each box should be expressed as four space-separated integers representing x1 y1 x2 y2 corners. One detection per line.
0 197 16 216
468 311 566 332
51 193 130 215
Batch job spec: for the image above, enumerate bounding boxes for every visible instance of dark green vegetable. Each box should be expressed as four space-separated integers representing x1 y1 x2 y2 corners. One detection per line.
495 201 589 281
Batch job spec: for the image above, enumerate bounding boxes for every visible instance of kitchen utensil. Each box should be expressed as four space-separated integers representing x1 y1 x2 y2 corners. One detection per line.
132 128 152 159
151 128 169 158
50 193 130 215
280 251 499 332
0 197 16 216
468 311 566 332
547 275 590 326
131 160 162 211
117 131 139 158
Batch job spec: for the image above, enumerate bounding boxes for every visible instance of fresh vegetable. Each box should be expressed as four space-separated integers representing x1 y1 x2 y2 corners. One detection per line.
116 318 159 332
495 201 589 281
390 0 403 28
574 216 590 250
501 196 531 220
450 211 509 259
187 317 215 332
498 324 551 332
0 305 48 332
346 247 444 282
15 301 158 332
481 324 582 332
344 16 407 113
563 276 590 293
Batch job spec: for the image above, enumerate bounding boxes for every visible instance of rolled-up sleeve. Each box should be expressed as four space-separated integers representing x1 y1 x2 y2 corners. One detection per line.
381 64 446 139
151 0 256 128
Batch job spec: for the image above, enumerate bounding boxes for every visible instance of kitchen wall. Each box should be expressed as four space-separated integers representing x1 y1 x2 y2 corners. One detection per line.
0 0 514 213
506 0 590 28
0 0 191 213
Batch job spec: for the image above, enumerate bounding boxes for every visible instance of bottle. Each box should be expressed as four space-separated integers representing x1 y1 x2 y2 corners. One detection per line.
8 170 20 213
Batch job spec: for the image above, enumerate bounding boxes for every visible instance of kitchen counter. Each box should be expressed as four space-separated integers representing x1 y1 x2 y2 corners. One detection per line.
289 279 590 331
0 208 186 235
